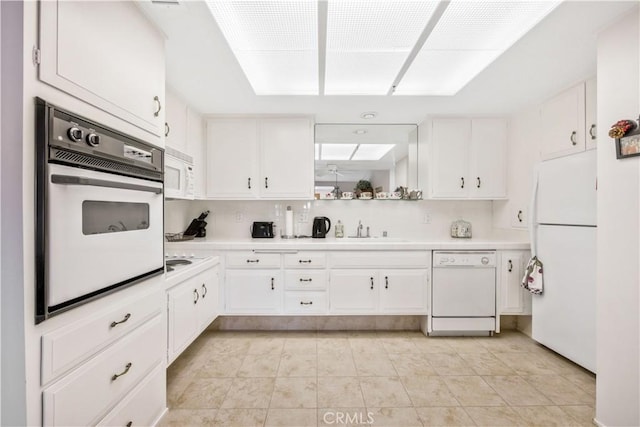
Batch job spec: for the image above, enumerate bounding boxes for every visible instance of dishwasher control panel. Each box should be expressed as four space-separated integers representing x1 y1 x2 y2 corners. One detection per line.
433 251 496 267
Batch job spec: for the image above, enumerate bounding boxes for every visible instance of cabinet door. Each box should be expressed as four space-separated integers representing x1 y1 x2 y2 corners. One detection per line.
430 119 470 198
197 267 220 330
225 270 282 314
259 118 314 199
470 119 507 198
329 270 378 313
165 89 188 152
39 1 165 137
540 83 586 160
585 77 597 150
206 119 259 198
499 251 531 314
167 280 199 362
379 270 428 314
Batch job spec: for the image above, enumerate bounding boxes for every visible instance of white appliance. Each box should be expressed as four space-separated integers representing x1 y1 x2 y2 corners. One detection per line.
430 251 497 334
530 149 597 372
165 146 195 199
35 98 165 323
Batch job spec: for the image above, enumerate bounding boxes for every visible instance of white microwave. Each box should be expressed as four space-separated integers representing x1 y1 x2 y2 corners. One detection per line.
164 147 195 199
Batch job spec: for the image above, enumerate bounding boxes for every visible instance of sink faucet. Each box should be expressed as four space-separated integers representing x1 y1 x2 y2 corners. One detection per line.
357 220 363 238
366 226 370 238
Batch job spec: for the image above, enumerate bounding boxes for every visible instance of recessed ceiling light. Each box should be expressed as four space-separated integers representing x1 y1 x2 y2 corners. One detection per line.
360 112 377 119
354 129 367 135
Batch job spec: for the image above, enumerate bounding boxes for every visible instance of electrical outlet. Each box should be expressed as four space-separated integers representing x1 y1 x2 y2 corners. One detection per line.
235 212 244 222
299 212 309 223
423 211 432 224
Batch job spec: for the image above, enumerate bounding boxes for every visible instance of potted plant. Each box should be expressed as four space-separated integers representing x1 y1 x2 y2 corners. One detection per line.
354 179 373 199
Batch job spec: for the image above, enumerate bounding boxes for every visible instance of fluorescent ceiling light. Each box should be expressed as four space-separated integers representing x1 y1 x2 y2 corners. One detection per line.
351 144 395 161
394 1 561 95
207 0 561 96
206 1 318 95
321 143 357 160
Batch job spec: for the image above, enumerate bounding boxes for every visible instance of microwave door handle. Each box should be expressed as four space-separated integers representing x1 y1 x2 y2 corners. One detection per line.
51 174 163 194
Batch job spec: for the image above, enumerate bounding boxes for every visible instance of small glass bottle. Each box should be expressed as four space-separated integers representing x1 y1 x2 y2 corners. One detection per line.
335 220 344 238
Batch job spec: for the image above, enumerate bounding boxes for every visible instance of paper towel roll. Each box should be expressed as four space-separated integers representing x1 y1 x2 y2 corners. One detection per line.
285 206 294 237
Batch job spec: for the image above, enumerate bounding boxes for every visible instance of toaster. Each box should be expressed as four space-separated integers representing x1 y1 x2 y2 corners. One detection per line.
251 221 275 238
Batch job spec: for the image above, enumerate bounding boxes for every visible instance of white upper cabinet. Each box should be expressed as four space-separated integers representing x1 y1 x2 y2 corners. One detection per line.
187 108 206 198
429 118 507 199
540 82 586 160
585 77 597 151
164 89 188 153
39 1 165 139
206 117 314 199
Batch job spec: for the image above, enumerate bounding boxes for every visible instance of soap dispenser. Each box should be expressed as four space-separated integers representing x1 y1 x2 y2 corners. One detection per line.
335 220 344 238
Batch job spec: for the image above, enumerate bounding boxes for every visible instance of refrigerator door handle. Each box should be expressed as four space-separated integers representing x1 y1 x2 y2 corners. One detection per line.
529 166 540 256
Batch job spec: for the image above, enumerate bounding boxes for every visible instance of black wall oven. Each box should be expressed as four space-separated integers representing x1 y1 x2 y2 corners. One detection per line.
35 98 164 323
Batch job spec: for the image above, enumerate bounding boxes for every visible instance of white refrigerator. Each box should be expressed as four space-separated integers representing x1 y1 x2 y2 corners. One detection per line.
530 149 597 373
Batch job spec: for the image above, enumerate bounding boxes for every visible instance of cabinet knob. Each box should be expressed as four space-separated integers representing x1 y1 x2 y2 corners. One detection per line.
508 260 513 272
476 177 481 188
570 131 577 146
589 124 597 140
193 289 199 304
370 277 374 290
248 177 251 189
517 210 523 222
111 362 132 381
271 277 275 290
202 283 207 298
165 122 170 137
460 177 465 188
153 96 162 117
265 177 269 189
385 276 389 289
110 313 131 328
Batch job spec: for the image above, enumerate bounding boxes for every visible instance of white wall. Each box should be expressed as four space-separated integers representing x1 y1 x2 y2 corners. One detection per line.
595 8 640 426
165 199 497 240
0 2 26 425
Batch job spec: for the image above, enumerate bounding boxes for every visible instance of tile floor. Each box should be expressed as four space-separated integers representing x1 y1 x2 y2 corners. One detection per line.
162 330 596 426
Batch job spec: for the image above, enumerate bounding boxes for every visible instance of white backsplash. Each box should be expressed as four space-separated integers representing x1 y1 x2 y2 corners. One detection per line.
165 199 496 240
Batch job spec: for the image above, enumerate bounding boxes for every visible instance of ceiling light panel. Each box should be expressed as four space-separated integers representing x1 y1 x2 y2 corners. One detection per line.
324 1 439 95
395 0 561 95
321 144 358 160
351 144 395 161
206 1 318 94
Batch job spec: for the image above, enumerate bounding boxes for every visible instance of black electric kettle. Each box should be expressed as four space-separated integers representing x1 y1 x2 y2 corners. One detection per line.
312 216 331 238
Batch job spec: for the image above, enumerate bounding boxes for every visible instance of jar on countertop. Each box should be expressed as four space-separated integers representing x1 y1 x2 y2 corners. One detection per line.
451 219 472 238
335 220 344 238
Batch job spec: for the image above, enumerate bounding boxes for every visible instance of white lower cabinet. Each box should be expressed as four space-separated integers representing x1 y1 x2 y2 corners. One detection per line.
499 251 532 315
167 265 220 364
225 270 283 314
42 315 164 426
329 270 378 313
379 270 429 314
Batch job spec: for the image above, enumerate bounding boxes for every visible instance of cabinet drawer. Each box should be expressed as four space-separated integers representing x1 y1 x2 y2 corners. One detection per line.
283 253 326 268
97 364 166 427
41 289 163 385
226 252 280 268
329 251 430 268
43 315 164 427
284 292 327 314
284 270 327 291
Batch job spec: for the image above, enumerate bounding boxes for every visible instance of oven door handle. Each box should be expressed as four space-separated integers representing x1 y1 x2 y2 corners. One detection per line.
51 174 163 194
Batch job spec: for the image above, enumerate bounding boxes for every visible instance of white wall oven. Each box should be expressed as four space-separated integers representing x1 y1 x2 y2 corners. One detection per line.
35 98 164 323
164 146 195 199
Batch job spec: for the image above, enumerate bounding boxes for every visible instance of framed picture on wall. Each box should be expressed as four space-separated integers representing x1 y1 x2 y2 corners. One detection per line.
616 129 640 159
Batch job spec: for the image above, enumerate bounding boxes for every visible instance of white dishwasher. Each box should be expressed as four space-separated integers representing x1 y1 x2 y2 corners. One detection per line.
430 251 497 335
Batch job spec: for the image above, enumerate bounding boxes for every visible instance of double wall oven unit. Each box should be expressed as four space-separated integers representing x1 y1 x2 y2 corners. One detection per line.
35 98 164 323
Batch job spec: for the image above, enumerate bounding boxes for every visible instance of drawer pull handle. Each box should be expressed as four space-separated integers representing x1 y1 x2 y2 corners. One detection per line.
246 259 260 263
164 122 170 137
570 131 577 145
271 277 275 290
202 283 207 298
153 96 161 117
508 260 513 272
194 289 199 304
300 301 313 305
299 278 313 282
370 277 374 290
110 313 131 328
248 177 251 189
111 362 132 381
385 276 389 289
476 177 481 188
126 422 132 427
299 259 312 264
460 177 465 188
517 210 523 222
265 177 269 188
